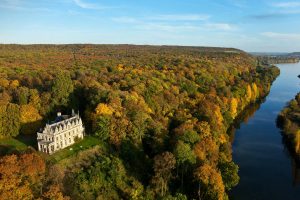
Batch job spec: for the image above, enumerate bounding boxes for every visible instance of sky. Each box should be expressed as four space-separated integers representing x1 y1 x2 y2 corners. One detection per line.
1 0 300 52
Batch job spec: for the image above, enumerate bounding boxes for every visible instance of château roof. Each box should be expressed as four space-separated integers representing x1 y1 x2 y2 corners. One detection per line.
41 112 83 135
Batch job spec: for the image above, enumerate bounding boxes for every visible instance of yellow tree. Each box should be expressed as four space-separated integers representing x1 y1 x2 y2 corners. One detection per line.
251 83 259 102
95 103 114 116
245 84 252 103
230 98 238 119
194 163 225 200
214 105 224 128
10 80 20 88
195 121 211 139
29 89 41 110
0 78 9 88
20 105 43 135
194 137 219 164
294 130 300 153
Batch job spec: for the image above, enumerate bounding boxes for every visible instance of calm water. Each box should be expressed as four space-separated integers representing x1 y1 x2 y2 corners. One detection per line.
231 63 300 200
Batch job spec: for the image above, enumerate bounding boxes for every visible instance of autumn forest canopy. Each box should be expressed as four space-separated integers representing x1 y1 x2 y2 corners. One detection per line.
0 45 279 200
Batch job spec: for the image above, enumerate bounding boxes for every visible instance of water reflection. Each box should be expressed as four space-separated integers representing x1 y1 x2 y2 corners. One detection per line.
282 134 300 186
292 158 300 186
228 100 264 143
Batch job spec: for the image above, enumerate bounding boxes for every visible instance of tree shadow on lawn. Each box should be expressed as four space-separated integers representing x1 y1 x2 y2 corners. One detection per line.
16 134 37 148
0 134 37 156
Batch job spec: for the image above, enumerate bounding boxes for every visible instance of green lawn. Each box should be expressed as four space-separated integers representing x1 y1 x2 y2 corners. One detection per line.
0 137 28 155
0 135 103 163
49 136 102 163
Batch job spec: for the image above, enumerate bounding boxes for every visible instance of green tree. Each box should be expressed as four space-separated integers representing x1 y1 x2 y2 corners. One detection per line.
177 130 200 146
51 73 74 107
219 161 239 190
0 103 20 138
173 141 196 189
16 86 29 105
94 116 110 141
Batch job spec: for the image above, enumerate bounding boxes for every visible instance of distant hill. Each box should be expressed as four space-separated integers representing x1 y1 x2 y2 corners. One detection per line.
0 44 244 53
250 52 289 56
288 52 300 57
250 51 300 64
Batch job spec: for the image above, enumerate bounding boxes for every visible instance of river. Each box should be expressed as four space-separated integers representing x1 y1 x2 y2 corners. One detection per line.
230 63 300 200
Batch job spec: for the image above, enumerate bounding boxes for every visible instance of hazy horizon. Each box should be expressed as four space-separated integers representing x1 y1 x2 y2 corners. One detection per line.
0 43 297 54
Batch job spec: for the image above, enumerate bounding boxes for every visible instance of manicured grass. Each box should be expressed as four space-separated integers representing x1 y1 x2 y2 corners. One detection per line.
49 136 102 163
16 134 37 147
0 135 103 164
0 137 28 155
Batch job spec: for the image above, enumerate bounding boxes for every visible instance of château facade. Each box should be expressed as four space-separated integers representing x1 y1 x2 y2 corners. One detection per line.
37 111 85 154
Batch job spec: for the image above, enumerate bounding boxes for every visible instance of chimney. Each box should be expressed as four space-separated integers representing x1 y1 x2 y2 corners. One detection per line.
57 112 61 117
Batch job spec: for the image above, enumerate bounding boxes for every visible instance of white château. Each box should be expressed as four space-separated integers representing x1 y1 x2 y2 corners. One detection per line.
37 110 85 154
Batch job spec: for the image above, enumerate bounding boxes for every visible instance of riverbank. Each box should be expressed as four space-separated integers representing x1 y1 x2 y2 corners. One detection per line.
277 93 300 154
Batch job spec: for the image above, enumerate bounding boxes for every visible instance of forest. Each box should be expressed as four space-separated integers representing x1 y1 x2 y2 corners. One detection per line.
0 44 280 200
277 93 300 155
